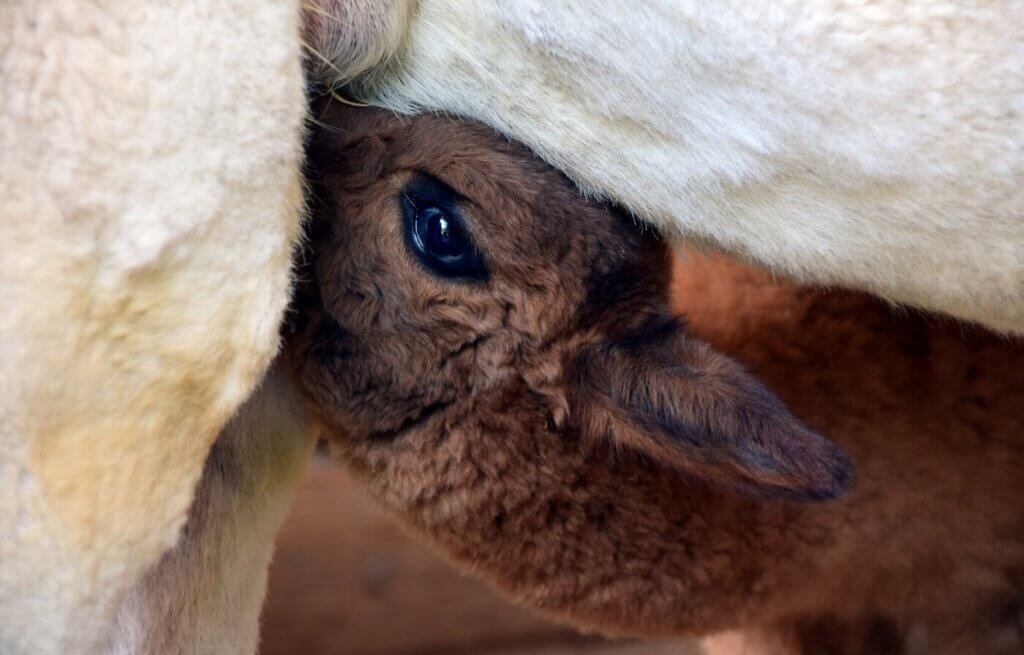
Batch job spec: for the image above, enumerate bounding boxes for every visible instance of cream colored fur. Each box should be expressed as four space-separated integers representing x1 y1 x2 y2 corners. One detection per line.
4 0 1022 654
0 1 305 652
107 370 315 655
344 0 1024 334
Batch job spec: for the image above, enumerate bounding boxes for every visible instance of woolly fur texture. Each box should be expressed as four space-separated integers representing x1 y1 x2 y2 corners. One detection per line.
348 0 1024 334
3 1 1022 654
0 2 305 653
107 371 315 655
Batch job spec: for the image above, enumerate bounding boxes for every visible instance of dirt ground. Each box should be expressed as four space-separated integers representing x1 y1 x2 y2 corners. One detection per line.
261 454 704 655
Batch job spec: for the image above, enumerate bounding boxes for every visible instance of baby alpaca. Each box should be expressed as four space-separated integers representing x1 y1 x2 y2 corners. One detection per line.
287 104 1023 653
291 102 850 500
289 101 848 625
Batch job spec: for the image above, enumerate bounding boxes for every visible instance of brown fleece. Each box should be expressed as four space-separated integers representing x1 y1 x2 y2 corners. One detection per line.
673 250 1024 654
287 102 1024 655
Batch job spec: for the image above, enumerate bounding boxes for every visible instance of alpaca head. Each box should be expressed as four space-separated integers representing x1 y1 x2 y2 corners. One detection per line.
286 101 852 633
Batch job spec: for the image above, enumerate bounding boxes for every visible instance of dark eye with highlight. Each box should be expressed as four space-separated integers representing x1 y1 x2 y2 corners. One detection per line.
400 173 488 281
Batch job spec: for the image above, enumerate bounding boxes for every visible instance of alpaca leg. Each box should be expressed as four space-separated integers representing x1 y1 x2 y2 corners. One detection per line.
107 369 316 655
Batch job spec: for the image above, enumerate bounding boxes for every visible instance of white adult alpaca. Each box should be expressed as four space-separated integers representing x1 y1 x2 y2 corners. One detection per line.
2 1 1021 654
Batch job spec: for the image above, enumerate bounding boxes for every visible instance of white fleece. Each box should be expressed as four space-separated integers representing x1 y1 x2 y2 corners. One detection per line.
0 1 305 653
4 1 1022 654
350 0 1024 334
107 370 316 655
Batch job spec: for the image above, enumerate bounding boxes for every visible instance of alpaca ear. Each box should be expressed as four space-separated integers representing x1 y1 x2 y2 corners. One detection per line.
567 318 853 500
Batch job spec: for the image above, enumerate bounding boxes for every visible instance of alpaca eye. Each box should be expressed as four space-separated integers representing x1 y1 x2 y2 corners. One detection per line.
418 207 466 258
400 174 487 281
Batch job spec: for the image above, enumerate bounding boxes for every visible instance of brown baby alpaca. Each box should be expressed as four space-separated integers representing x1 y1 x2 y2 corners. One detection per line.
287 103 1024 654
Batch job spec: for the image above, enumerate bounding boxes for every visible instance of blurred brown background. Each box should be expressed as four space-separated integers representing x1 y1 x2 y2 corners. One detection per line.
260 455 702 655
